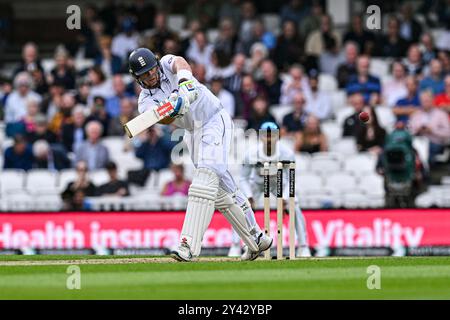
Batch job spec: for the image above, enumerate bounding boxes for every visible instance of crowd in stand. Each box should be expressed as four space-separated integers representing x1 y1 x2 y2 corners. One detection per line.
0 0 450 209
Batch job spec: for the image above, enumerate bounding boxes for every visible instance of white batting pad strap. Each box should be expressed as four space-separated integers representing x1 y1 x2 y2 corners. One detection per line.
215 189 259 253
181 167 219 257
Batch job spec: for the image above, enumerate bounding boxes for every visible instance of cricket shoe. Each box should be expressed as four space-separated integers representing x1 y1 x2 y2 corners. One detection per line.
170 242 193 262
297 246 312 257
241 233 273 261
227 244 242 257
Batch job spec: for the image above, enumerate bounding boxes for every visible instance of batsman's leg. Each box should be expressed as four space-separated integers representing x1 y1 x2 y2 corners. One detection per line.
295 205 311 257
170 167 219 261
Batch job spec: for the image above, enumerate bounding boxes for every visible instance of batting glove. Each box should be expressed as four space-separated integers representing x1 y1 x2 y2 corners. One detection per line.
178 79 198 104
167 93 190 118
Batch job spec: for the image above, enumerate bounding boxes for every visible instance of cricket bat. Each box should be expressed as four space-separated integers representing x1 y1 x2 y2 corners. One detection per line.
123 99 175 138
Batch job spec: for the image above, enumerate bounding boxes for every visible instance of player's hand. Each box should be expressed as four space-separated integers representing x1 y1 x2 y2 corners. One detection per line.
167 93 190 118
178 79 198 103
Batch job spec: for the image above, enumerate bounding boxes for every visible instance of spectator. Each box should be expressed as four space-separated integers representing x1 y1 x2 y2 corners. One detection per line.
86 96 110 135
214 18 239 58
403 44 424 76
248 42 269 80
393 76 421 124
238 1 258 45
205 49 234 82
0 79 13 111
346 55 381 105
106 75 134 118
21 98 40 136
304 69 332 121
210 78 235 118
240 19 276 55
280 0 309 26
61 105 86 152
218 0 241 27
41 80 65 120
355 106 386 156
26 114 59 144
75 121 110 170
246 96 277 131
4 72 41 136
258 59 283 105
281 92 308 137
419 32 437 65
383 61 408 107
305 14 341 57
319 35 344 76
3 135 33 170
48 92 75 137
161 164 191 196
32 139 71 171
434 75 450 116
87 66 114 104
377 16 409 58
409 91 450 166
236 74 266 120
133 126 175 184
273 20 305 71
438 50 450 75
96 161 130 197
13 42 44 76
108 98 137 136
75 81 91 107
399 3 423 43
336 42 358 89
224 53 247 95
145 12 177 56
49 46 76 90
61 160 96 210
419 59 445 95
294 115 328 153
280 64 309 105
343 93 366 137
111 17 139 61
299 0 323 39
95 35 123 76
343 15 376 55
187 30 214 67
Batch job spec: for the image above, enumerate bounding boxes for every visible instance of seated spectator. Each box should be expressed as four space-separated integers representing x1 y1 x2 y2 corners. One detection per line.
299 0 323 39
319 36 344 76
61 105 86 152
258 60 283 105
438 50 450 75
393 76 421 124
420 33 437 65
248 42 269 81
48 92 75 137
161 164 191 197
376 16 409 58
281 92 308 137
132 126 175 185
40 80 64 120
273 20 305 71
343 93 366 137
13 42 44 76
336 42 358 89
186 30 214 67
5 72 41 137
95 35 122 77
402 44 423 76
105 75 134 118
214 18 239 59
49 46 76 90
246 96 277 131
86 96 110 135
398 3 422 44
205 49 234 82
87 66 114 105
75 121 110 170
32 139 71 171
419 59 445 95
236 74 266 120
240 19 276 56
434 75 450 117
237 1 258 47
356 106 386 156
3 135 33 170
383 61 408 107
75 81 90 106
343 15 376 55
144 12 177 56
26 114 59 144
111 17 139 61
223 53 247 95
304 69 332 121
108 98 137 136
305 14 341 57
409 91 450 166
280 64 309 106
294 115 328 153
210 77 235 118
96 161 129 197
15 98 40 137
346 55 381 105
280 0 309 25
61 160 96 210
0 79 13 108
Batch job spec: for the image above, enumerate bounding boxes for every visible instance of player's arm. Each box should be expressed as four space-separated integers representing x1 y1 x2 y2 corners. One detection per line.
169 56 198 103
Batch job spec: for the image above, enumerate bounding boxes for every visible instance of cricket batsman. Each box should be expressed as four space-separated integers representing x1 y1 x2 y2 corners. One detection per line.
232 122 311 258
128 48 272 261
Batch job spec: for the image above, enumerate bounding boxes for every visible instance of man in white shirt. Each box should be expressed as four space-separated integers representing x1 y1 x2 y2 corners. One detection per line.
111 18 140 61
304 69 332 121
186 30 214 67
210 77 235 117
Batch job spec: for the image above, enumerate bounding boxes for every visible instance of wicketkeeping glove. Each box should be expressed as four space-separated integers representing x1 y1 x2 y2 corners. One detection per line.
167 93 190 118
178 79 198 104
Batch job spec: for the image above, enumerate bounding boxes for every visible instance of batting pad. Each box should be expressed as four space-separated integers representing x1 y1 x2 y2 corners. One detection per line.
181 167 219 257
215 189 259 253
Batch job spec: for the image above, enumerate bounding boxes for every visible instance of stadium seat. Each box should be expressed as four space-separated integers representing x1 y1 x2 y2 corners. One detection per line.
374 106 396 132
158 169 175 192
0 169 26 195
207 29 219 43
102 137 126 156
369 58 391 79
269 104 293 125
324 173 358 194
297 173 323 195
310 157 342 175
336 106 354 127
342 192 371 208
90 170 110 186
359 173 385 196
167 14 186 32
321 121 342 144
25 170 59 195
294 153 311 173
343 153 377 176
330 137 358 155
4 192 34 211
58 169 77 192
280 136 296 151
318 74 338 92
330 90 347 112
33 194 62 211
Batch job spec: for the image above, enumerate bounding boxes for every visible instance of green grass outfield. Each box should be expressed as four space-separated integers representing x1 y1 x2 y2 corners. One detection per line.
0 255 449 299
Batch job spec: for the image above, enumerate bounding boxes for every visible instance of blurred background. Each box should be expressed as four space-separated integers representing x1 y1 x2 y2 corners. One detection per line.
0 0 449 214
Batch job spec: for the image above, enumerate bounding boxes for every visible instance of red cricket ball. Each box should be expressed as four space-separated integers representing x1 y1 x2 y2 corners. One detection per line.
359 111 370 123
